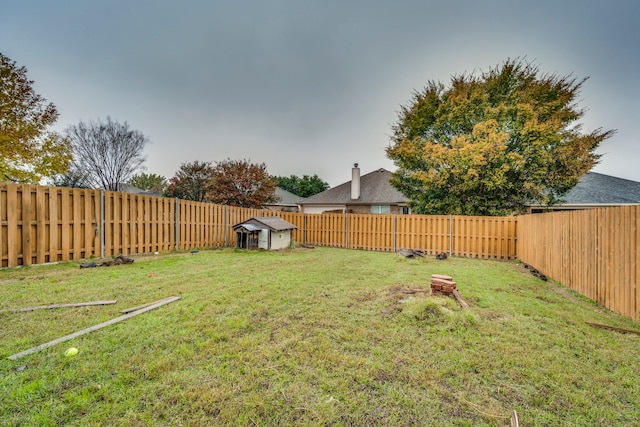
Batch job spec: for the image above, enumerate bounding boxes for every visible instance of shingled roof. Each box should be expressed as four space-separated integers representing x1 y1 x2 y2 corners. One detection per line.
302 168 407 205
561 172 640 204
271 187 303 206
233 217 297 232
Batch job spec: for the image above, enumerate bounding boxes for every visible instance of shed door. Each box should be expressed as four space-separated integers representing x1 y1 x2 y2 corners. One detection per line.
258 230 269 249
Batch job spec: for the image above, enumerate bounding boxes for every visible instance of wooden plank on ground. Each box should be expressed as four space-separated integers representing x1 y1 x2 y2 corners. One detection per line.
119 296 178 314
6 300 117 313
452 289 469 309
7 296 181 360
586 322 640 336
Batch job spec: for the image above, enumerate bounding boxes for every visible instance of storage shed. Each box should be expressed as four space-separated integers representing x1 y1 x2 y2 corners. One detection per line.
232 217 297 250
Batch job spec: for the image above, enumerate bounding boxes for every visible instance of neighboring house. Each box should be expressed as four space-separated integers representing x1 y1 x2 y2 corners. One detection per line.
528 172 640 213
300 164 410 214
264 187 303 212
232 216 297 250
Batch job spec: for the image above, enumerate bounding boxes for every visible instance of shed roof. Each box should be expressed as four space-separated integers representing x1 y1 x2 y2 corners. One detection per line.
233 216 297 232
233 223 262 232
302 168 407 205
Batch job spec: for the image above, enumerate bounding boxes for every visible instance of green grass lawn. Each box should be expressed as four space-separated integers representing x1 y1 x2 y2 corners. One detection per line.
1 248 638 426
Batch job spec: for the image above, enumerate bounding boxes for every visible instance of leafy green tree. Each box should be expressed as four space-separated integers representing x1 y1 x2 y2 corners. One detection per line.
166 161 215 202
387 59 615 216
66 117 148 191
273 174 329 197
0 52 72 183
208 159 277 208
128 173 167 194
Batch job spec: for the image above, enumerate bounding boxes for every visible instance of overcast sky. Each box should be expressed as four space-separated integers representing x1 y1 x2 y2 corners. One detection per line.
2 1 639 187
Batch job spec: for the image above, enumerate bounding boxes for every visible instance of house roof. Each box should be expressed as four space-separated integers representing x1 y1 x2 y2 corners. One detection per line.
266 187 303 207
302 168 407 205
560 172 640 205
233 216 297 231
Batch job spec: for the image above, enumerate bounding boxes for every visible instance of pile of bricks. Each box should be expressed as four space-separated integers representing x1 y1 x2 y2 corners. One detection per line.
430 274 456 296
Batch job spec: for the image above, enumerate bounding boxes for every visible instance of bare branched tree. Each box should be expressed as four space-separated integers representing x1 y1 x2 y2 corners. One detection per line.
66 117 149 191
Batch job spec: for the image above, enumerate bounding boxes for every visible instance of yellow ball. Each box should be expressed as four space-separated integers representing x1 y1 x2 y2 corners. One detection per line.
64 347 78 357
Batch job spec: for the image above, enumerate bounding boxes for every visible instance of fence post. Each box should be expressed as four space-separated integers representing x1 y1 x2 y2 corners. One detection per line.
174 198 179 251
393 214 397 252
224 205 229 247
303 214 307 245
100 190 105 258
344 211 349 249
449 214 453 256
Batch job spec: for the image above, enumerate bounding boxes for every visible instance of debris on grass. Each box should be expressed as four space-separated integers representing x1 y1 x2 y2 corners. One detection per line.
4 300 117 313
430 274 455 295
100 255 135 266
586 322 640 336
80 262 98 268
79 255 134 268
397 248 425 258
511 410 519 427
435 252 448 260
523 263 547 281
431 274 470 309
452 289 469 309
7 296 181 360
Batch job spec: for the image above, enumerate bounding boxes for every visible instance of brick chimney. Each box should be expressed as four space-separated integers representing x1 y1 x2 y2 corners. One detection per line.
351 163 360 200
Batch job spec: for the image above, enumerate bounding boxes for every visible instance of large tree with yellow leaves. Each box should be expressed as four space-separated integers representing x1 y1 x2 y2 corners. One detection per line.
0 52 72 183
386 59 615 216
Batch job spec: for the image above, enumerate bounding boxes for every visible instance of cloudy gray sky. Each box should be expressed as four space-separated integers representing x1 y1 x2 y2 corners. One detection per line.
2 1 638 186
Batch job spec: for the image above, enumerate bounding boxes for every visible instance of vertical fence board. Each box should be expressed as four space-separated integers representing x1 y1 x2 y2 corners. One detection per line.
35 187 46 264
72 189 82 260
20 185 31 265
60 189 71 261
49 188 59 262
0 185 5 267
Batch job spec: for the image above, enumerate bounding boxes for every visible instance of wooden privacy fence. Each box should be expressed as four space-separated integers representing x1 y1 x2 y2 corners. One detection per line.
300 213 516 258
0 183 517 267
517 207 639 321
2 183 639 321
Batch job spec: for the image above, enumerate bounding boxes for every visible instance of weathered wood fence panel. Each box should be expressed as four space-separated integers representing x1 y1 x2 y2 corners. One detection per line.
452 215 518 259
517 207 639 321
103 191 175 257
0 184 100 266
303 213 346 248
396 215 449 255
1 184 518 265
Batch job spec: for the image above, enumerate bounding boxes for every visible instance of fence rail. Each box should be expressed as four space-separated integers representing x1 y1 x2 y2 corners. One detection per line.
1 183 637 321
